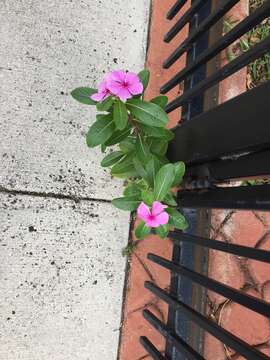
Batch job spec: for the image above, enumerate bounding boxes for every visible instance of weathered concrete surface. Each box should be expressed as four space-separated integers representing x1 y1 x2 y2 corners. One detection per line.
0 0 150 359
0 0 149 199
0 193 130 360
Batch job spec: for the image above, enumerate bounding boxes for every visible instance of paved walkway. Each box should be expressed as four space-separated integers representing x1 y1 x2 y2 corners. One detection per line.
0 1 150 359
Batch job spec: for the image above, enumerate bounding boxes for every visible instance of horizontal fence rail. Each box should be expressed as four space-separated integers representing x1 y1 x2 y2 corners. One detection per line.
165 35 270 112
145 282 269 360
167 81 270 164
163 0 270 71
143 310 205 360
165 0 206 42
148 253 270 318
185 149 270 183
164 0 239 69
167 0 189 20
140 337 168 360
169 231 270 263
178 185 270 210
141 1 270 359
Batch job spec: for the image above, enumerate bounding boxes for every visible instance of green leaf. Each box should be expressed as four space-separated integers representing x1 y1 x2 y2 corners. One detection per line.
113 100 128 130
172 162 185 186
111 153 135 175
101 144 107 153
96 96 114 111
135 134 150 163
105 125 131 146
119 137 136 153
163 192 177 206
112 196 140 211
127 99 169 128
138 69 150 90
101 151 124 167
166 208 188 230
133 156 149 181
136 179 148 190
155 224 169 239
150 95 168 109
112 169 138 179
86 116 115 148
96 113 113 122
145 157 161 188
156 155 169 165
138 123 174 140
154 164 175 201
123 183 142 197
135 221 151 240
141 190 155 206
71 87 97 105
149 138 168 156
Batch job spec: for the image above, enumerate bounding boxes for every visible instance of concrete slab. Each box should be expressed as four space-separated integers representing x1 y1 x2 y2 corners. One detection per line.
0 192 130 360
0 1 150 358
0 0 150 199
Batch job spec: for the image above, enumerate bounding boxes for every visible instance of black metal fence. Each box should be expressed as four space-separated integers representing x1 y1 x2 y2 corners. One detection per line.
140 1 270 359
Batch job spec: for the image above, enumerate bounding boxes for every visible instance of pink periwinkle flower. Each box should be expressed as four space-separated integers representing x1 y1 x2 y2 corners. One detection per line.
91 80 111 102
107 70 143 101
137 201 169 228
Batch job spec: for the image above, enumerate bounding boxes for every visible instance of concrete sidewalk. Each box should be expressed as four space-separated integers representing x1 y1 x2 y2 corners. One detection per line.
0 1 150 359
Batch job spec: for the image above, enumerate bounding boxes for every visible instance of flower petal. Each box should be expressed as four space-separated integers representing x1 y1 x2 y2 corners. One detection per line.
104 72 114 82
152 201 167 216
145 216 160 228
110 70 126 83
125 72 140 84
155 211 169 226
91 92 106 102
126 72 143 95
128 81 143 95
98 80 108 92
137 202 150 222
107 81 123 95
116 87 132 101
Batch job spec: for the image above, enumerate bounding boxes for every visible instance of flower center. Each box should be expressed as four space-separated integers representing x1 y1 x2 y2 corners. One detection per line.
148 214 155 221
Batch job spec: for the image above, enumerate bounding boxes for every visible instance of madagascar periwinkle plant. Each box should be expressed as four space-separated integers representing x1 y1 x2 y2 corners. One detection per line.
71 69 188 240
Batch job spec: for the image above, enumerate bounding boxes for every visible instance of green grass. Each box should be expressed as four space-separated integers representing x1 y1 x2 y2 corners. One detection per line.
122 242 137 257
223 0 270 88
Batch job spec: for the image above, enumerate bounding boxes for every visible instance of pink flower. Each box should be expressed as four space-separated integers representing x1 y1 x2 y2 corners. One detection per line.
91 80 111 102
107 70 143 101
137 201 169 228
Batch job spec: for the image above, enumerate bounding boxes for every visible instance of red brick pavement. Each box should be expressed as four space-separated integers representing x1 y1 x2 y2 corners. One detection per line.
205 210 270 359
118 1 188 359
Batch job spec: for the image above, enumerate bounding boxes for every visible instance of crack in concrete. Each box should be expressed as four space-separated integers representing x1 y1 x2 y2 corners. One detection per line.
0 185 112 204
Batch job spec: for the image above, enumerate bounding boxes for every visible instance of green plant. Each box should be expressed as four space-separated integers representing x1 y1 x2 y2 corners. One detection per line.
223 3 270 87
223 18 250 62
71 69 188 240
122 242 138 257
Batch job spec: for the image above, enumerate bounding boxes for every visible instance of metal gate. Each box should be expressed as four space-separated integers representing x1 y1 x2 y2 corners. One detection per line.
140 1 270 359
